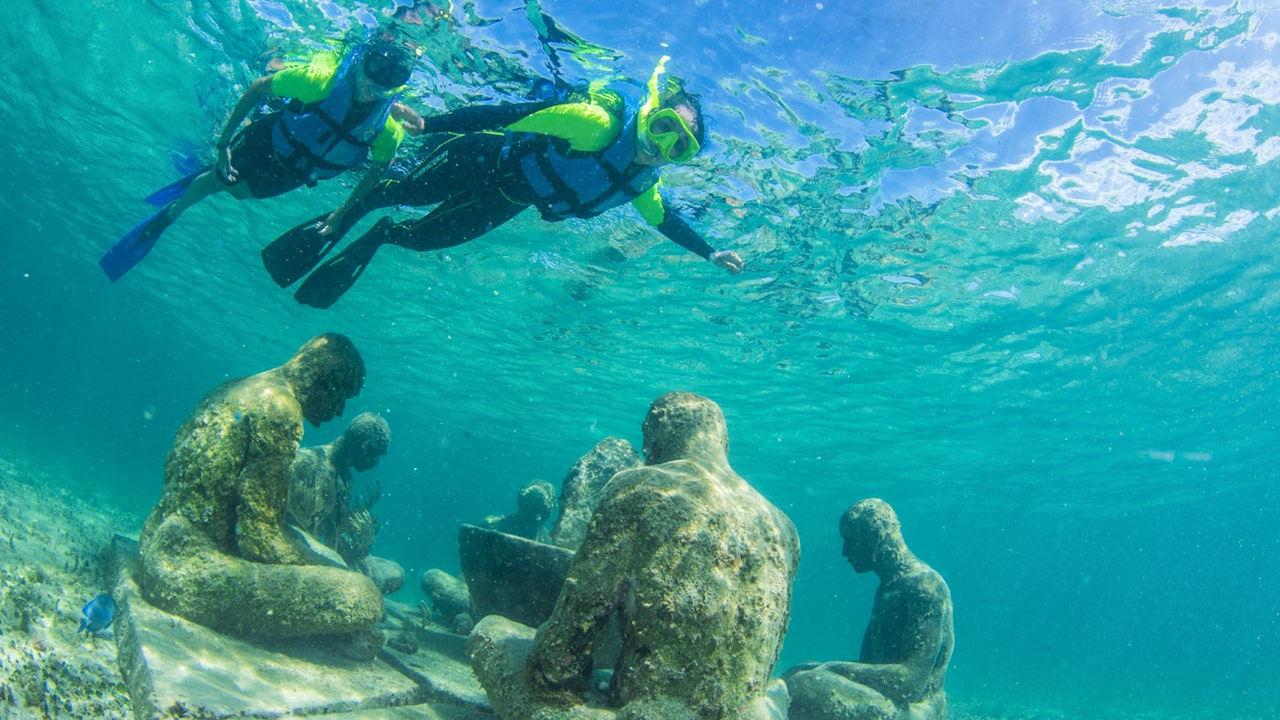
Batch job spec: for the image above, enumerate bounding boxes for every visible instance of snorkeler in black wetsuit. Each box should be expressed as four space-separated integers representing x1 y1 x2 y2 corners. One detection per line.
262 57 743 308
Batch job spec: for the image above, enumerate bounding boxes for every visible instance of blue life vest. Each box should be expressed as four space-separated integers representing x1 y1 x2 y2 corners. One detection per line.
507 82 658 222
270 52 397 181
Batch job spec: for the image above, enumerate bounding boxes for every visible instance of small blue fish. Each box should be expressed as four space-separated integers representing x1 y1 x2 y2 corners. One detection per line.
78 593 118 634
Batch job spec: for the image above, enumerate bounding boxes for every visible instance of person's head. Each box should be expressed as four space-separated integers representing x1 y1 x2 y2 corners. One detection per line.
641 391 729 465
282 333 365 427
333 412 391 471
636 56 705 166
839 498 905 575
516 480 556 523
358 40 414 100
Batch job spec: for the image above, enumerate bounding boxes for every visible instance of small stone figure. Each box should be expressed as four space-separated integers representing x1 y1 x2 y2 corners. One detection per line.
286 412 390 549
783 499 954 720
286 412 405 594
469 392 799 720
481 480 556 542
549 437 642 550
137 334 383 639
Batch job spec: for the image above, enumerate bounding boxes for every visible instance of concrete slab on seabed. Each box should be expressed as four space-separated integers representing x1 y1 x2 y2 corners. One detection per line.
110 536 491 718
378 601 491 712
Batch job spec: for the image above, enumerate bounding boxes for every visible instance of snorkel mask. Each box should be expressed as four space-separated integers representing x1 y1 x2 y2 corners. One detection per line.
362 42 414 97
639 56 702 164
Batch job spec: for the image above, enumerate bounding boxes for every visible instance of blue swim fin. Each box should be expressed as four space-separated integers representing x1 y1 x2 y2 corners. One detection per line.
171 149 205 177
144 167 208 206
99 209 173 282
144 151 208 206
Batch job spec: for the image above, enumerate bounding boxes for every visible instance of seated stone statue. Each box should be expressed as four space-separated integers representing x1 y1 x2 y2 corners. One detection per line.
137 334 384 640
285 411 403 594
783 499 954 720
480 479 556 542
286 411 390 549
468 391 799 720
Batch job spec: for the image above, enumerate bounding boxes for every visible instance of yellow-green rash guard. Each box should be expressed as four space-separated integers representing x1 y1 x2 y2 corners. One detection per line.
271 53 405 163
505 90 669 227
630 182 666 227
505 100 621 153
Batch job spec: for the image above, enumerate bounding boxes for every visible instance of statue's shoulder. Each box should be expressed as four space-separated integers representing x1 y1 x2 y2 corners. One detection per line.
901 562 951 605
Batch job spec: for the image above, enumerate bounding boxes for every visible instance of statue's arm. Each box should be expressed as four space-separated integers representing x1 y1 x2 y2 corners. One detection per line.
235 391 309 564
826 579 949 703
527 475 644 697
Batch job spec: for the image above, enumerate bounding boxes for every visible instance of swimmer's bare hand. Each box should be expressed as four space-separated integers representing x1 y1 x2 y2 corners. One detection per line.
216 145 239 184
391 103 426 135
710 250 744 274
317 210 346 236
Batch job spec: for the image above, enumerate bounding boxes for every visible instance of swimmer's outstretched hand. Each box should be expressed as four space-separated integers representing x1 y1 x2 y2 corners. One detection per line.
216 145 239 184
711 250 744 274
317 210 346 236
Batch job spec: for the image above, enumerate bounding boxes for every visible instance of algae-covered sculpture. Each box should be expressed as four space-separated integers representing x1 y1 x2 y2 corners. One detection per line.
480 479 557 542
137 333 384 639
286 412 390 551
783 499 954 720
549 437 642 551
469 391 800 720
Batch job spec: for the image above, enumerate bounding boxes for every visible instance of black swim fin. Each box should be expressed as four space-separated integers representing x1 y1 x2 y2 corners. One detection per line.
99 208 174 282
261 207 376 288
292 218 393 309
260 214 344 288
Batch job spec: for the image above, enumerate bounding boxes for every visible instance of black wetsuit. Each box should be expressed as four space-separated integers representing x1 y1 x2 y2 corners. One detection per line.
264 99 717 307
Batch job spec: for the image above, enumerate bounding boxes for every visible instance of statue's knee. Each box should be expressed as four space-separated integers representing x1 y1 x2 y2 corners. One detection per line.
786 669 895 720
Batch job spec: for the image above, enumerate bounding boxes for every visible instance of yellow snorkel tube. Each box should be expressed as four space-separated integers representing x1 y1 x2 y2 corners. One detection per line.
639 55 701 163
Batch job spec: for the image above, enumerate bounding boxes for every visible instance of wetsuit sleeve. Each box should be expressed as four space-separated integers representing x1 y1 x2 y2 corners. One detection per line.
369 117 405 162
655 213 717 259
417 100 557 134
270 53 339 103
635 182 714 259
505 102 621 152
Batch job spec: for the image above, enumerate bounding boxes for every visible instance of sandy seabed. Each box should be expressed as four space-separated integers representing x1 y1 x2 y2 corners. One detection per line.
0 455 139 718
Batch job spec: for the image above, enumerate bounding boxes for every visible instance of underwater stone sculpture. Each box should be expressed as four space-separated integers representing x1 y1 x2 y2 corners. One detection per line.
469 391 800 720
480 479 557 542
286 412 390 549
286 412 404 594
137 334 384 639
549 437 642 550
782 498 954 720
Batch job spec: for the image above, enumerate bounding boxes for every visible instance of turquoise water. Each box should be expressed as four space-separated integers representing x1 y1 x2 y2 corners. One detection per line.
2 0 1278 717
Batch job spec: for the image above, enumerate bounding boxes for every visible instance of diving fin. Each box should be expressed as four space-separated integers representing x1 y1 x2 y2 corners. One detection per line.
145 150 208 206
262 207 373 288
99 208 174 282
171 149 205 177
261 214 344 288
292 218 392 309
144 167 208 206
